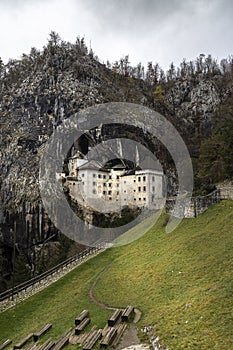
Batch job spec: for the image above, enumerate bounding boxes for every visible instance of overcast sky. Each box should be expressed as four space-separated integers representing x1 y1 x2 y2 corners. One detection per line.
0 0 232 70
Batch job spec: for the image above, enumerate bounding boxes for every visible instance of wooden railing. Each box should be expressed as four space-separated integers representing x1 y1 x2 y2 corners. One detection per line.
0 243 105 304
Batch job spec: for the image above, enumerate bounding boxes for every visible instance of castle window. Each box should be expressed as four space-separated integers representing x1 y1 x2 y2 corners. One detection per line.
93 189 96 194
109 175 112 179
152 186 155 192
117 175 120 179
139 198 141 201
109 183 112 187
143 197 146 201
138 186 141 192
93 174 96 178
108 191 112 195
103 183 107 187
138 176 141 182
117 191 119 195
109 197 112 200
143 176 146 181
152 176 155 182
103 175 106 179
98 174 102 179
93 182 96 186
103 190 106 195
134 198 136 201
81 173 85 177
143 186 146 192
117 184 119 187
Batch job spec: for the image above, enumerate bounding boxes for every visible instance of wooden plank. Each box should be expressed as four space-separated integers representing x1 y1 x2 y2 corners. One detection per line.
108 309 122 327
75 310 89 325
121 306 134 322
111 323 127 347
83 329 102 350
101 325 111 337
33 324 52 341
37 339 54 350
14 334 33 349
41 341 54 350
25 344 37 350
75 318 90 335
76 326 96 345
100 328 117 347
0 340 12 350
52 329 72 350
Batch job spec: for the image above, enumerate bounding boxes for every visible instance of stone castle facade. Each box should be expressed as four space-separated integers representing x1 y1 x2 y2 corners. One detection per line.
64 152 165 212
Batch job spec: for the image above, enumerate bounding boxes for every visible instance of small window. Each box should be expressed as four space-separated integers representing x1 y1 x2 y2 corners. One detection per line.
98 174 102 179
124 198 127 201
138 187 141 192
143 186 146 192
143 176 146 181
103 175 106 179
93 189 96 194
108 191 112 195
93 174 96 178
117 175 120 179
152 176 155 182
73 183 75 186
103 190 106 195
109 175 112 179
139 198 141 201
93 182 96 186
152 186 155 192
103 183 107 187
134 198 136 201
134 179 136 182
117 191 119 195
117 184 119 187
124 180 126 184
109 197 112 200
82 173 85 177
109 183 112 187
124 190 126 193
143 197 146 201
138 176 141 182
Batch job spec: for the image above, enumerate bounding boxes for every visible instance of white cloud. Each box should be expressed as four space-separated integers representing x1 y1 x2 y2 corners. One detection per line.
0 0 232 70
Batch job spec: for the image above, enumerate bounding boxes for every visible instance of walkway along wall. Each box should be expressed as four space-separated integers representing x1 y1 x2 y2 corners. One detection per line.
165 190 222 218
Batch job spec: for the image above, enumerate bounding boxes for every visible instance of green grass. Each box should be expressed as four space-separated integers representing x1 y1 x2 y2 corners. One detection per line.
0 201 233 349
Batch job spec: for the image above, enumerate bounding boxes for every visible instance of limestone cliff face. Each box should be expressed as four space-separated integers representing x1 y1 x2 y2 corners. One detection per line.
0 38 151 284
0 37 232 288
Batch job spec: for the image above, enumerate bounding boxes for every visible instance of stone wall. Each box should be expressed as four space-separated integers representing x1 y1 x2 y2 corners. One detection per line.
166 190 221 218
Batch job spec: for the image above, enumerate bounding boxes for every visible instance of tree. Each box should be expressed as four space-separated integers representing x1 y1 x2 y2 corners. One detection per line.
48 31 61 47
197 117 233 184
153 85 164 103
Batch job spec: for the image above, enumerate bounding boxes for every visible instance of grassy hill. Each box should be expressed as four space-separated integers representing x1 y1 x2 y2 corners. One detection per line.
0 200 232 349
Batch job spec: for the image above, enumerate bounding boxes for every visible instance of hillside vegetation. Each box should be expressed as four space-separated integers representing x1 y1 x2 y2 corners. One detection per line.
0 200 232 349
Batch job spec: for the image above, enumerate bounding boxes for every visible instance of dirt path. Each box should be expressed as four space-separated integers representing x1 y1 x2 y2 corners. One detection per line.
89 262 117 311
88 263 142 323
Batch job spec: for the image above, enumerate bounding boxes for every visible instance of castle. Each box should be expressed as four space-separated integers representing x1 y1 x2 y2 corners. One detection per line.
65 152 165 211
